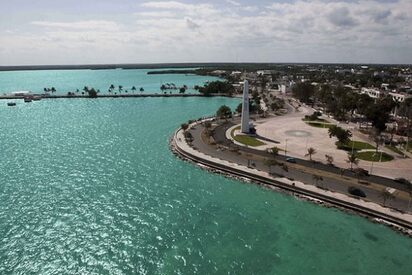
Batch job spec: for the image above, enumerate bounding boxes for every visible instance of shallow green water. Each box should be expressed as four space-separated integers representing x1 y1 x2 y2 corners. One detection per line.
0 78 411 274
0 68 219 95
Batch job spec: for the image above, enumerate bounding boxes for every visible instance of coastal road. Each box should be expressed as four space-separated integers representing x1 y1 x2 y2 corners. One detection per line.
189 121 411 213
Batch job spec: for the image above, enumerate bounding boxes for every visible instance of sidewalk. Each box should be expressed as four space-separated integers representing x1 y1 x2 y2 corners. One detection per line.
173 125 412 233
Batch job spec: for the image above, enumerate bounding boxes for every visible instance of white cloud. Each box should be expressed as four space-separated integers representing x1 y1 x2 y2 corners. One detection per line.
225 0 240 6
31 20 121 31
135 11 177 18
141 1 196 10
1 0 412 65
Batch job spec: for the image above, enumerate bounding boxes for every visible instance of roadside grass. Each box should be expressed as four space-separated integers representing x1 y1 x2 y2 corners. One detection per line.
356 151 394 162
386 145 408 157
231 126 265 147
305 122 335 129
336 140 375 151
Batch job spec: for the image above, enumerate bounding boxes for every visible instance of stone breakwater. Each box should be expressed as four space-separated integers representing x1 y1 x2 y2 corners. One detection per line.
169 125 412 238
0 93 235 100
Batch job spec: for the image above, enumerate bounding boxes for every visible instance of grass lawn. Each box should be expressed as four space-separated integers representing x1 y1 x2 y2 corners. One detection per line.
336 140 375 151
386 145 406 156
306 122 335 129
231 126 265 147
356 151 394 162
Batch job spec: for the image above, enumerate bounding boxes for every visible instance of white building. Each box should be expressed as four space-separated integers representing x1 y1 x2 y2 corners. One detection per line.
361 87 382 99
389 92 408 103
10 91 32 97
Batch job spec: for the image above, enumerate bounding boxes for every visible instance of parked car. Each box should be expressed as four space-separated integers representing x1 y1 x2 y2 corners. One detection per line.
348 186 366 198
286 157 296 163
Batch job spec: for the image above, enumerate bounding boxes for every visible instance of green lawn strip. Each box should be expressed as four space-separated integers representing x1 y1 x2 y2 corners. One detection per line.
385 145 407 156
230 126 265 147
336 140 375 151
306 122 335 129
356 151 394 162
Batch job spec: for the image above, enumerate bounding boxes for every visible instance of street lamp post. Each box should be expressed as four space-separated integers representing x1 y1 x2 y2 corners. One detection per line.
285 139 288 157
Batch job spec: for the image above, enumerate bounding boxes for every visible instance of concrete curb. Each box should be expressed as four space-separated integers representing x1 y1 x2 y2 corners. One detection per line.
170 120 412 236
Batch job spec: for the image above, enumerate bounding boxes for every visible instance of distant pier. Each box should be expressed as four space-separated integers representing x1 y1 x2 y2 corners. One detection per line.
0 93 236 100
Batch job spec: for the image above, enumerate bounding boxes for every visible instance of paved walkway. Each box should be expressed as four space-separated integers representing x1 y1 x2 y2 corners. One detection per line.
173 124 412 231
231 104 412 180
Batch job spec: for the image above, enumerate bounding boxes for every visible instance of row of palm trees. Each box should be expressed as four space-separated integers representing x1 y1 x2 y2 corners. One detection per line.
108 84 144 94
44 83 191 95
43 85 146 95
265 146 408 209
160 83 188 93
44 87 56 93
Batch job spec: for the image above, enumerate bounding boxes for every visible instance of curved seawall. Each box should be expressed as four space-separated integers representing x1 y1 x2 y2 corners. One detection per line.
171 124 412 235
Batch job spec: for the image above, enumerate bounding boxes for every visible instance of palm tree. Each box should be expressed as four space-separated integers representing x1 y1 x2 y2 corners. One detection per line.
140 87 144 92
346 152 359 170
51 87 56 93
83 86 89 93
131 86 136 93
305 147 316 161
271 147 279 158
118 85 123 93
325 154 334 166
109 84 115 91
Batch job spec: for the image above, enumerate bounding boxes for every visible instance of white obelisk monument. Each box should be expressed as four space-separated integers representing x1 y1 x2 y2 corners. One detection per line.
241 80 250 134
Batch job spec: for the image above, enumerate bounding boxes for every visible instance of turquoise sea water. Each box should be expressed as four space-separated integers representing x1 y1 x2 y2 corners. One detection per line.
0 68 219 95
0 70 411 274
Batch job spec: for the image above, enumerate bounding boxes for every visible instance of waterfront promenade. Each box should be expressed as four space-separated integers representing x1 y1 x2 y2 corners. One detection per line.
171 120 412 234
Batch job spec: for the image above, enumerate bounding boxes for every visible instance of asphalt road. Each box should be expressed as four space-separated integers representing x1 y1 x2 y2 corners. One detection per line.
189 120 411 213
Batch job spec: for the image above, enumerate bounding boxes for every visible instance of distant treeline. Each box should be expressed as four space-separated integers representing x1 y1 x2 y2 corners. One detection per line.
2 62 409 72
147 70 198 75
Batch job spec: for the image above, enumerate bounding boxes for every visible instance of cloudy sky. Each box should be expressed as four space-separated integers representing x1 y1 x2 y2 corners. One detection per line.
1 0 411 65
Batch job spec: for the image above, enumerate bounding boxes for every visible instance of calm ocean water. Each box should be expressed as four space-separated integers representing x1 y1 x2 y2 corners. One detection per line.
0 70 411 274
0 68 219 95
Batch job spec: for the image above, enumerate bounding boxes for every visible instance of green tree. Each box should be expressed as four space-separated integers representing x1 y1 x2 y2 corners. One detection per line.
87 88 98 98
292 82 315 104
198 81 234 96
325 154 334 166
216 105 232 119
346 153 359 170
271 147 279 157
328 126 352 144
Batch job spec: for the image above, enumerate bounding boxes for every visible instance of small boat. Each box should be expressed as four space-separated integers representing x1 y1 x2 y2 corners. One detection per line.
7 102 16 106
24 97 32 103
